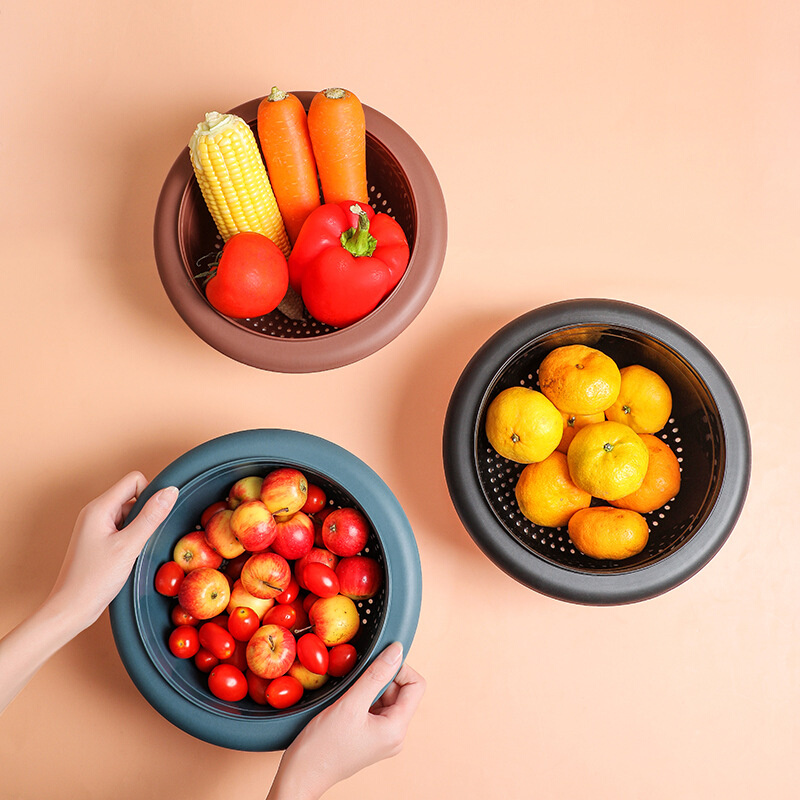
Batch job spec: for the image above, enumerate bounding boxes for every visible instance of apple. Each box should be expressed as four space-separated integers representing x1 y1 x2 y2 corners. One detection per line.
177 567 230 620
335 556 383 600
288 659 329 691
260 467 308 517
308 595 360 646
227 476 264 509
230 500 277 552
200 500 228 528
246 623 296 679
321 507 370 557
240 552 292 599
223 551 251 582
311 508 332 547
295 547 339 590
204 509 245 559
226 578 275 620
173 531 223 573
270 511 315 560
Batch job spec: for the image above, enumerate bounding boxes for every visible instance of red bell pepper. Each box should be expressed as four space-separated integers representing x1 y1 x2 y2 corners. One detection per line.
288 201 410 328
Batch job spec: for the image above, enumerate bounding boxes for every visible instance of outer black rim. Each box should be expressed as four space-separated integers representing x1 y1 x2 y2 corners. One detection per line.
442 298 751 605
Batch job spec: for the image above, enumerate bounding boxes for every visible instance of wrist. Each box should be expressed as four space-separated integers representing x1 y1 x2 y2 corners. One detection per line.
267 749 328 800
41 589 97 638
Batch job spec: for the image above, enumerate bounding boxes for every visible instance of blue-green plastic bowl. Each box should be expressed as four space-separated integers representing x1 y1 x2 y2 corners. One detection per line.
109 429 421 751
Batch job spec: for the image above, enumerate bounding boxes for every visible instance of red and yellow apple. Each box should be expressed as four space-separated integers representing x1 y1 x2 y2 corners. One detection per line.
204 509 245 559
226 578 275 620
230 500 277 552
321 507 370 557
177 567 230 620
288 659 329 691
270 511 315 560
335 555 383 600
246 623 296 679
173 531 223 573
227 476 264 509
260 468 308 517
240 552 292 600
308 595 360 646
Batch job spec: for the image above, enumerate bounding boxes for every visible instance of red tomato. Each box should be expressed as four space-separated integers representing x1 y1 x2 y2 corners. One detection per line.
262 604 297 629
301 484 327 514
247 670 271 705
198 622 236 660
194 647 220 673
275 576 301 605
328 644 358 677
208 664 248 702
287 598 309 633
154 561 184 597
228 606 260 642
302 593 320 613
297 633 329 675
200 500 228 528
265 675 304 709
303 562 340 598
171 604 198 627
222 640 248 673
169 625 200 659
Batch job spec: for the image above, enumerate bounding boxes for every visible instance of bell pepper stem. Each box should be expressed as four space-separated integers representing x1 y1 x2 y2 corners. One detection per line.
341 205 378 257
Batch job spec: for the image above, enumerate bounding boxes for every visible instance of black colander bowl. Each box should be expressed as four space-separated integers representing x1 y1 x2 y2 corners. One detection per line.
110 429 421 750
443 299 750 605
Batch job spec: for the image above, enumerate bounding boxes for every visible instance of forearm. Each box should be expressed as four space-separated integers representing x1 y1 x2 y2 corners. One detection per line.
0 592 87 714
266 749 328 800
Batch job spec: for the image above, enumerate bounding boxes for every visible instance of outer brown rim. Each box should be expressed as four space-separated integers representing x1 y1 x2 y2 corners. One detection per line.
154 93 448 373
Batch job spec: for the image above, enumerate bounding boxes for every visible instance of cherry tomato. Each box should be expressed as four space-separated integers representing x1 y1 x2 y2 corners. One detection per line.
303 562 340 598
297 633 329 675
328 644 358 677
223 551 251 582
222 640 248 672
265 675 304 709
208 664 248 702
287 598 309 633
228 606 260 641
194 647 219 673
275 576 301 605
154 561 184 597
169 625 200 659
198 622 236 660
200 500 228 529
171 604 198 627
301 484 327 514
247 670 271 705
262 604 297 629
302 593 320 613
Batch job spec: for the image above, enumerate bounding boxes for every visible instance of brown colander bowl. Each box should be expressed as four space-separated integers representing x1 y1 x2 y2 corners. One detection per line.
443 299 751 605
154 92 447 373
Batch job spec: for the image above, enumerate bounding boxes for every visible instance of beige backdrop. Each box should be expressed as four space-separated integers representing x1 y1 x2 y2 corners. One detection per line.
1 1 798 798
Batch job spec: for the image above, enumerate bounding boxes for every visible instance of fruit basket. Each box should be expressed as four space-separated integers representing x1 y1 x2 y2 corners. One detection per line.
109 429 422 751
442 298 751 605
154 92 447 372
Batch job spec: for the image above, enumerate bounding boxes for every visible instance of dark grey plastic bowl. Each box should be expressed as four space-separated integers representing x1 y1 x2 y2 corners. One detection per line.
443 299 751 605
110 429 421 750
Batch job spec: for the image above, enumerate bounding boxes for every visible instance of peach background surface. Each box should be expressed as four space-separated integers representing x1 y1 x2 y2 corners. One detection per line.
1 2 799 798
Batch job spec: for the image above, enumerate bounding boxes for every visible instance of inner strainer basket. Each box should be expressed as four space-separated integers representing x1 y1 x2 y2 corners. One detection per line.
443 299 751 605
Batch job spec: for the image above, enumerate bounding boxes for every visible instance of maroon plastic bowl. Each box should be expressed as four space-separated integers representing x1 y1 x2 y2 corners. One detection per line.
154 92 447 372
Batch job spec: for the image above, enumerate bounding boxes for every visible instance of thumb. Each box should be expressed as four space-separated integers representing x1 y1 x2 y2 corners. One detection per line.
122 486 179 553
348 642 403 710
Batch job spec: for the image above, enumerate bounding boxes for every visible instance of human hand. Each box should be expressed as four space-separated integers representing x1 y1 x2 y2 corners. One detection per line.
267 642 426 800
47 471 178 630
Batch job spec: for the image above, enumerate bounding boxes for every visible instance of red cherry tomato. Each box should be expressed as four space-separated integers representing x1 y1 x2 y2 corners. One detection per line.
287 598 309 633
262 604 297 629
208 664 248 702
328 644 358 677
297 633 329 675
247 670 271 705
222 640 248 672
275 576 301 605
169 625 200 659
194 647 220 673
302 593 320 613
171 604 198 627
301 484 327 514
228 606 260 642
201 500 228 528
265 675 304 709
198 622 236 660
302 562 340 598
154 561 184 597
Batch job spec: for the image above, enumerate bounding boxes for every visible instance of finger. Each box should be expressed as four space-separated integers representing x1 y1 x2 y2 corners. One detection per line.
97 471 150 514
374 664 426 723
120 486 179 554
346 642 404 711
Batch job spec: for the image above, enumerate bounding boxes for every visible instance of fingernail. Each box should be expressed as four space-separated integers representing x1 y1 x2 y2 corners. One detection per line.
157 486 179 506
381 641 403 665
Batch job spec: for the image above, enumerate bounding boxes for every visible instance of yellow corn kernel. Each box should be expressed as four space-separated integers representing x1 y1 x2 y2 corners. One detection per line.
189 111 290 256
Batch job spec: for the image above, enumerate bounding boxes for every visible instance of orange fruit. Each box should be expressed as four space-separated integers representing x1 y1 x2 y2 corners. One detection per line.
538 345 621 415
568 506 649 560
605 364 672 434
610 434 681 513
555 410 606 454
484 386 563 463
514 451 592 528
567 420 649 501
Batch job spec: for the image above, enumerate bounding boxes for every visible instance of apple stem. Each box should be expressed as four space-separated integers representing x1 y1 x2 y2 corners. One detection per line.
293 625 313 636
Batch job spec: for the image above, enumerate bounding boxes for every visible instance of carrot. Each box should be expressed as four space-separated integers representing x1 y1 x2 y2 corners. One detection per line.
257 86 321 245
307 87 368 205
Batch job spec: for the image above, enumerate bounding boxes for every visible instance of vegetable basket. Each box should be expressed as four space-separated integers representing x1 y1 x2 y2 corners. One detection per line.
154 92 447 372
442 299 751 605
109 429 422 751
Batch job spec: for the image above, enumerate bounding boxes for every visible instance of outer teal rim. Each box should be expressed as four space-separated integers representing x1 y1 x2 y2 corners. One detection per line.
109 429 421 751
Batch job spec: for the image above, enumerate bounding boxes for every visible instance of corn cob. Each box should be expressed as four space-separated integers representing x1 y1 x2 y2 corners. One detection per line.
189 111 290 257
